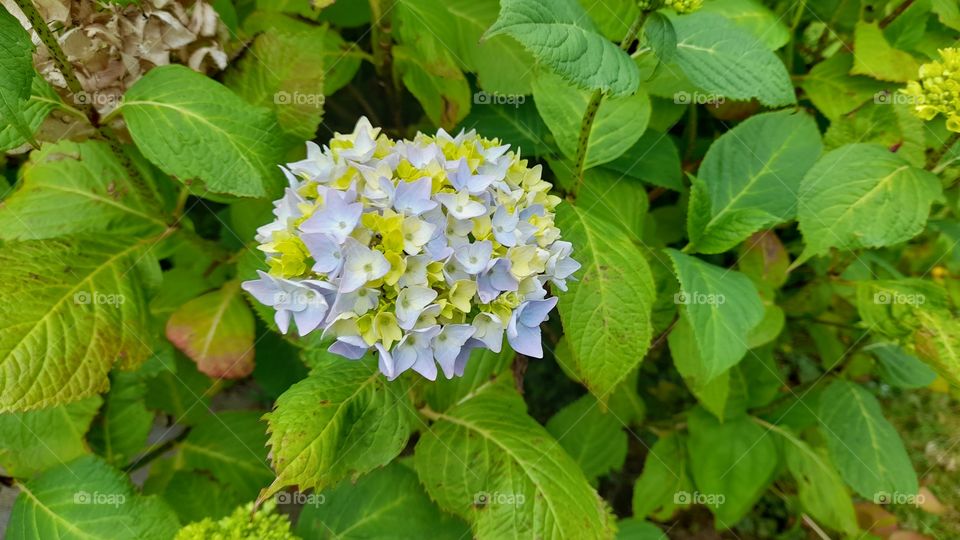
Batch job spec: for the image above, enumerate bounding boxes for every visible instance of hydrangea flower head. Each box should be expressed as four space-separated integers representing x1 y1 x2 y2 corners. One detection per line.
901 48 960 132
243 118 579 381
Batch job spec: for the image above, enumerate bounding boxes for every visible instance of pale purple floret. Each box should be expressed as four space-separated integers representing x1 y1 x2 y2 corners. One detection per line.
433 324 476 378
454 240 493 275
241 271 335 336
299 191 363 244
392 325 442 380
507 297 558 358
393 177 437 215
301 233 344 276
476 258 518 303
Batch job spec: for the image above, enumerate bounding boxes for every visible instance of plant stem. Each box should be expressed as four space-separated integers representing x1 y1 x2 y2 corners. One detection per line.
122 426 191 473
369 0 402 131
570 10 649 198
928 131 960 170
879 0 914 29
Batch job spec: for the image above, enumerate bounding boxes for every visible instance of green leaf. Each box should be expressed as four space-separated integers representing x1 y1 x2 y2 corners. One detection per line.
851 21 921 82
631 433 692 521
393 44 471 129
458 100 551 156
0 4 37 148
180 410 274 500
818 380 918 500
867 342 936 389
823 99 926 168
0 140 168 240
797 143 942 261
0 396 101 477
143 351 215 426
615 519 668 540
700 0 789 50
88 372 154 465
932 0 960 30
604 131 683 191
665 250 764 383
261 353 416 500
688 109 822 254
671 12 795 107
241 12 362 95
425 345 513 412
485 0 640 96
0 236 160 412
165 281 256 379
668 318 743 421
149 470 238 524
8 455 179 540
687 408 779 526
546 394 628 481
396 0 535 94
120 65 289 198
224 28 325 139
913 309 960 388
0 76 60 152
551 164 648 234
578 0 639 42
297 462 469 539
415 382 615 539
800 53 887 121
533 72 651 169
557 204 656 400
775 424 859 536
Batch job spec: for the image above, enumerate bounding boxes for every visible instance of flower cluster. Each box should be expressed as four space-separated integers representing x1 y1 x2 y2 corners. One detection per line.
901 48 960 132
242 118 579 381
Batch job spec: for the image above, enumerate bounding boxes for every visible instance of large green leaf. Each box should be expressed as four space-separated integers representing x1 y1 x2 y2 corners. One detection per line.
687 408 778 526
180 410 274 500
867 342 936 389
0 4 37 147
393 44 471 130
817 380 918 500
533 72 650 169
415 382 615 539
800 53 887 121
120 65 289 198
485 0 639 96
546 394 628 482
425 345 513 412
0 396 101 477
8 455 179 540
0 237 160 412
397 0 535 94
774 423 858 536
689 109 822 253
297 463 469 539
88 372 154 466
665 250 764 383
261 353 416 500
458 100 551 156
0 76 60 152
0 140 168 240
700 0 789 50
165 281 256 379
631 433 692 521
797 143 941 261
851 21 920 82
670 12 795 107
557 204 656 400
224 28 325 139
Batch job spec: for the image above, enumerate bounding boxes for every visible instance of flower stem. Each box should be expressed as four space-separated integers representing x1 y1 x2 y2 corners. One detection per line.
571 10 650 199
